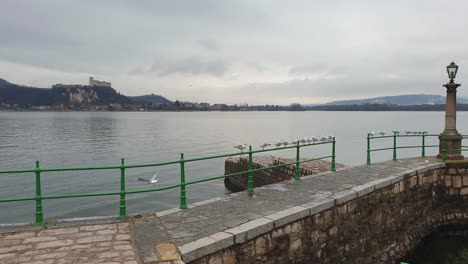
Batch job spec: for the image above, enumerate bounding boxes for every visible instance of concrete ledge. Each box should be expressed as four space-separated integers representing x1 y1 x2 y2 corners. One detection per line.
302 198 335 215
352 182 375 197
156 208 182 217
265 206 309 228
179 232 234 263
224 217 274 244
332 189 357 205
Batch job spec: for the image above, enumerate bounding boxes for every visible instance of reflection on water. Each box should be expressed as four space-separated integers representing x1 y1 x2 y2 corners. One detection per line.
0 111 466 223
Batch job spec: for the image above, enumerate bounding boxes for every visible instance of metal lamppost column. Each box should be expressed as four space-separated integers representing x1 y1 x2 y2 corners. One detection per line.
438 62 463 160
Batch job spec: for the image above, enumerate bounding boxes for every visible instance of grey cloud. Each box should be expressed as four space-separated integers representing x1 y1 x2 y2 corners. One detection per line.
198 39 219 52
150 56 230 77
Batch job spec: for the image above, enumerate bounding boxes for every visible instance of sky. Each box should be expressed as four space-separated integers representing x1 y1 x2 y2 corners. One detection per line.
1 0 468 105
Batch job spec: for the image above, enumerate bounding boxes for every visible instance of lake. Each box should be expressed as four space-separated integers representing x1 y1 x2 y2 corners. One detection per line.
0 111 466 224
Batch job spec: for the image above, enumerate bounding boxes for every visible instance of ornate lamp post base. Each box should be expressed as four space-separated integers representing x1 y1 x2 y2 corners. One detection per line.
437 133 464 160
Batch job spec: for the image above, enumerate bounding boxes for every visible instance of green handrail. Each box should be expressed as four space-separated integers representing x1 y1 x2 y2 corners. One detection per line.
0 138 336 225
367 132 467 165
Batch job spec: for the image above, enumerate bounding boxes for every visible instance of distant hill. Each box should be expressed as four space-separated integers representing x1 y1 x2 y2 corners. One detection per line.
129 94 171 104
0 79 129 106
324 94 468 106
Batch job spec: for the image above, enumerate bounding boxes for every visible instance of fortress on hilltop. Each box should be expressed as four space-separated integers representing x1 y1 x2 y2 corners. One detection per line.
51 77 111 89
89 76 111 87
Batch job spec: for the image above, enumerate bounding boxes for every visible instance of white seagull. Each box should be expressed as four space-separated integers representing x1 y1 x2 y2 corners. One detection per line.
138 170 160 184
274 141 283 148
260 143 271 150
234 144 247 152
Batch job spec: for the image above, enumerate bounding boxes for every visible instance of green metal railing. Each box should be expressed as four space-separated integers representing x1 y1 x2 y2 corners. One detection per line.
0 138 336 225
366 132 468 164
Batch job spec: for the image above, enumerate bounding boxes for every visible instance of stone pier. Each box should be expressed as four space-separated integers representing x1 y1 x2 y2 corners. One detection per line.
1 158 467 264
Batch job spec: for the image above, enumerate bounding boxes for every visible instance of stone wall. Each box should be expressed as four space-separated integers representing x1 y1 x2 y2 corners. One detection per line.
224 156 344 192
192 164 468 264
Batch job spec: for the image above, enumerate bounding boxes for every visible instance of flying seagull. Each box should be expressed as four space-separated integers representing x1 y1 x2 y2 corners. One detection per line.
138 170 160 184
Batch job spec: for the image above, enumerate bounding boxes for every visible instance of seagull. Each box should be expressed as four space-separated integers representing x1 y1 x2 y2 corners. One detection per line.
311 137 319 143
138 170 160 184
282 140 289 147
306 137 312 144
300 138 307 144
379 132 386 136
328 135 334 141
319 136 327 142
260 143 271 150
234 144 247 152
369 131 375 137
291 139 299 145
274 141 283 148
405 131 411 135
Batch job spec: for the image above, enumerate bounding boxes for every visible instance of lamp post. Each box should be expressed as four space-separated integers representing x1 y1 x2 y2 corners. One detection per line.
438 61 464 160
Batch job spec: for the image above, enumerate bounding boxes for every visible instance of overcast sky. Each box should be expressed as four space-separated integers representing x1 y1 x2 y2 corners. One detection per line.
1 0 468 104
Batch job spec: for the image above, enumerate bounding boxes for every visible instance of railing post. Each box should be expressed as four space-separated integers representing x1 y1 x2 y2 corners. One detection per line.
442 135 447 163
422 133 426 157
179 153 187 209
248 146 254 193
367 134 371 165
119 158 126 219
331 138 336 172
393 131 397 161
295 142 300 180
35 161 44 226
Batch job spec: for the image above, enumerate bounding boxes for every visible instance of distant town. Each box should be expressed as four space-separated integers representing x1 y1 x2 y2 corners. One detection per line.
2 77 468 112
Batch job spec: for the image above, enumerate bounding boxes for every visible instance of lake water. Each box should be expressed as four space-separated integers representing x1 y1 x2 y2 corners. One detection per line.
0 111 466 224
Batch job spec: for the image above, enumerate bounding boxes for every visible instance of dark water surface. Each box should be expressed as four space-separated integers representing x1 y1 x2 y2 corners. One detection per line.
1 111 467 223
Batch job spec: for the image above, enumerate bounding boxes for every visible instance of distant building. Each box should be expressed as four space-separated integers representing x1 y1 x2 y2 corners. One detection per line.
89 77 111 87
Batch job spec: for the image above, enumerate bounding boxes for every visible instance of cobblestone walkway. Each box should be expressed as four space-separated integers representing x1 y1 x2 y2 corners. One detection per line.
0 223 138 264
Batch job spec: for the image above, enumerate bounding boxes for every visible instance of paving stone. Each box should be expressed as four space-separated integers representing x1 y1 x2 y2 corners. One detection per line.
264 206 309 228
332 189 357 205
225 217 274 244
77 235 113 244
179 232 234 263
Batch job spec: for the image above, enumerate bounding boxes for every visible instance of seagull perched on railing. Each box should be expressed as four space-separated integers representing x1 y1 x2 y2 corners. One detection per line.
300 138 307 144
259 143 271 150
328 135 334 141
138 170 160 184
405 131 411 135
379 132 386 136
392 131 400 135
291 139 299 145
311 137 318 143
369 131 375 137
319 136 328 142
234 144 247 152
274 141 283 148
306 137 312 144
282 140 289 147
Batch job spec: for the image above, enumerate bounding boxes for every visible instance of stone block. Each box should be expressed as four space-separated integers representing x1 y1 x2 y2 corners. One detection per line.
302 198 335 215
225 217 274 244
179 232 234 263
156 208 182 217
265 206 309 228
332 190 357 205
352 183 375 197
372 177 394 190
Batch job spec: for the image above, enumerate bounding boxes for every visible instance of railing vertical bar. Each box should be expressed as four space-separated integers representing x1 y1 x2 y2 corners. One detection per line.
422 134 426 157
119 158 126 219
179 153 187 209
295 143 300 180
331 138 336 172
248 146 254 193
392 132 397 161
367 134 371 165
35 161 44 226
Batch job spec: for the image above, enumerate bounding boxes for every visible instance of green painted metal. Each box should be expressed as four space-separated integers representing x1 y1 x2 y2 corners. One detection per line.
35 161 44 226
295 142 300 180
393 132 397 161
179 153 187 209
248 146 254 193
367 134 371 165
119 158 126 220
0 138 336 224
331 138 336 172
422 134 426 157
